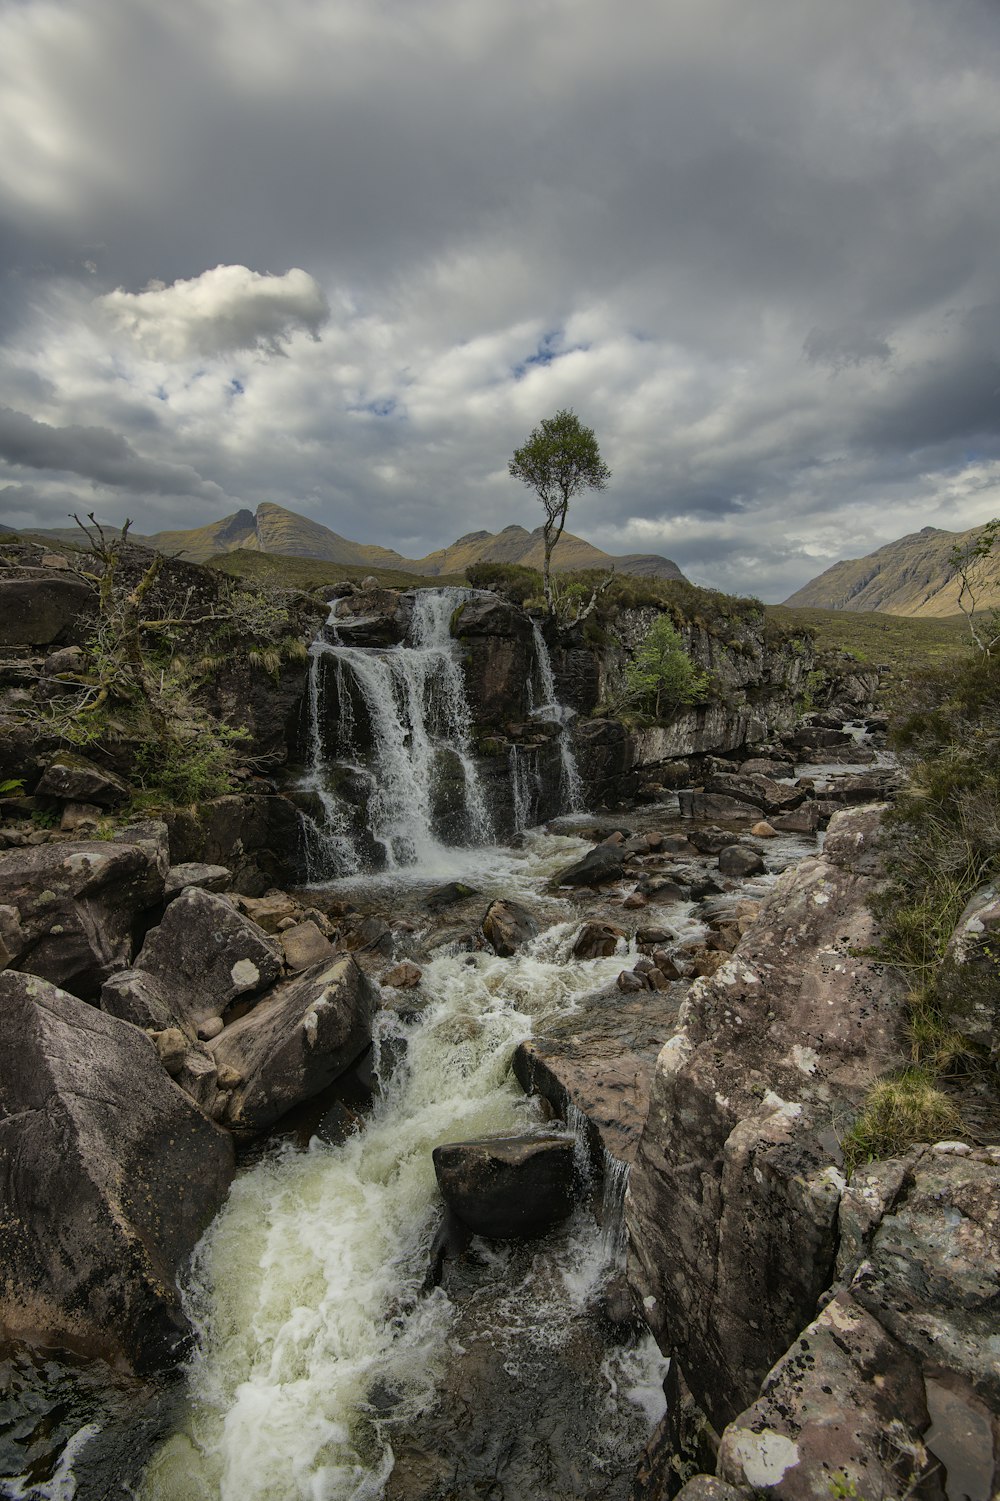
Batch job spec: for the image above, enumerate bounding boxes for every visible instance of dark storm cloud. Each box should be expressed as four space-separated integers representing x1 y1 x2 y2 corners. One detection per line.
1 0 999 598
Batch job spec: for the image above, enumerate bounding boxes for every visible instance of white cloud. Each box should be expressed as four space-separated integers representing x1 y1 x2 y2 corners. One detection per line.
100 265 330 360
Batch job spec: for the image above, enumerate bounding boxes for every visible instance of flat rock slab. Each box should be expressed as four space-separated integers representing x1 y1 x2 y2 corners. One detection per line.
163 863 231 900
514 984 683 1166
0 833 168 998
211 956 378 1134
0 971 234 1373
432 1134 576 1239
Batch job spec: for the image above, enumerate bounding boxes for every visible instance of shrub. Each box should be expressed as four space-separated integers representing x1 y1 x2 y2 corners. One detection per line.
624 615 710 719
842 1069 961 1173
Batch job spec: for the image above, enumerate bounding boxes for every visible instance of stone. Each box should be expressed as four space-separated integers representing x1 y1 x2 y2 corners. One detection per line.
769 805 820 834
210 956 378 1135
136 887 282 1028
636 876 687 904
572 921 625 960
382 960 422 989
622 893 648 909
152 1027 188 1075
703 773 805 817
0 576 95 649
281 919 335 972
740 757 794 778
42 644 84 676
617 970 646 993
0 971 234 1373
751 820 777 838
163 863 232 900
432 1134 577 1239
687 826 742 855
0 834 168 998
198 1015 225 1041
627 806 907 1429
59 801 103 833
718 844 766 878
480 899 540 957
678 792 764 821
233 890 301 932
789 725 853 748
425 880 481 911
39 552 70 569
34 753 130 808
553 844 625 887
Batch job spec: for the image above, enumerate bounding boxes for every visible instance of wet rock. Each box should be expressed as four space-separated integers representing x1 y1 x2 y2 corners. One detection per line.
573 921 626 960
703 773 805 817
687 826 742 855
751 820 777 838
281 919 335 972
425 880 481 911
718 844 765 878
739 757 793 778
554 844 626 887
658 834 699 856
0 971 234 1373
382 960 423 989
618 969 647 993
211 956 378 1135
0 833 168 998
135 888 282 1029
769 805 820 834
789 726 853 748
432 1133 577 1239
163 862 231 900
163 794 302 897
678 791 763 821
234 890 300 932
623 892 648 909
34 753 129 808
636 876 688 904
480 899 540 957
627 806 906 1428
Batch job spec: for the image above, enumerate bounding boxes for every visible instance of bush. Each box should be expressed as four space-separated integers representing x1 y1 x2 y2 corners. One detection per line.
624 615 710 719
465 562 542 604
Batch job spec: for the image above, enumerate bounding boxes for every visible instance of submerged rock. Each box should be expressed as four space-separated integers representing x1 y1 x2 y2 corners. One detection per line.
432 1133 577 1239
0 971 234 1373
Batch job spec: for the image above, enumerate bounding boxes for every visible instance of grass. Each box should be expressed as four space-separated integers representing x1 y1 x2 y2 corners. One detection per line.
766 605 969 710
208 548 467 593
842 1068 962 1173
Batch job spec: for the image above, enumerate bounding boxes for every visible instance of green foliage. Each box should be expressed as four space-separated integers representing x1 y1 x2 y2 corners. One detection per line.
624 615 710 720
509 409 610 612
465 561 541 604
131 716 250 805
0 778 24 795
842 1068 962 1173
949 516 1000 656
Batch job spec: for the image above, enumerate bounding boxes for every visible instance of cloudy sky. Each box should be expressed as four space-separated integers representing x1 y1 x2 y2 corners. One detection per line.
1 0 998 600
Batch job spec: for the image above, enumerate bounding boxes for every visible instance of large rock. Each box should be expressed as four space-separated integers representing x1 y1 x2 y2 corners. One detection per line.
553 844 626 887
0 575 94 648
627 806 906 1428
703 773 805 818
0 831 168 998
677 791 763 821
451 592 534 725
211 956 378 1134
432 1133 577 1239
34 752 129 808
0 972 234 1372
135 887 282 1029
480 899 540 957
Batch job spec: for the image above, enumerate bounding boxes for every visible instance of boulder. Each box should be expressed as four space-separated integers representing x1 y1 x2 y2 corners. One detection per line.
0 972 234 1373
210 956 378 1135
425 880 481 911
751 820 777 838
480 899 540 957
789 726 853 749
678 791 764 821
432 1134 577 1239
163 862 232 900
554 845 626 887
280 919 335 972
703 773 805 817
136 888 282 1028
382 960 422 989
687 827 742 855
627 806 907 1429
34 753 129 808
233 890 300 932
572 921 625 960
769 805 820 834
101 969 184 1034
0 833 168 998
718 844 766 878
0 576 95 648
636 876 687 904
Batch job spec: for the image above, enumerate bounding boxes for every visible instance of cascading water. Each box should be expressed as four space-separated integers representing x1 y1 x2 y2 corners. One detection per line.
297 641 362 881
527 620 584 813
140 834 668 1501
296 590 494 875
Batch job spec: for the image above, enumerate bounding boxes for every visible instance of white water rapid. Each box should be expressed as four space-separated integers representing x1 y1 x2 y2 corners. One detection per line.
528 620 584 813
141 831 669 1501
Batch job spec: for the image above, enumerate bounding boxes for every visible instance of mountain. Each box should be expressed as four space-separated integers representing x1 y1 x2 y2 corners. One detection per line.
89 502 684 579
782 524 998 617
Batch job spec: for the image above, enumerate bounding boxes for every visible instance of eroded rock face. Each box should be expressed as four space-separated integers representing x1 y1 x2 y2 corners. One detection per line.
432 1134 577 1239
627 805 906 1428
210 956 378 1134
0 831 168 998
0 972 234 1373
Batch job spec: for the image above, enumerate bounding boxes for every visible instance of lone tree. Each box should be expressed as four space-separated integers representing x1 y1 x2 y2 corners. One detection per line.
509 408 611 614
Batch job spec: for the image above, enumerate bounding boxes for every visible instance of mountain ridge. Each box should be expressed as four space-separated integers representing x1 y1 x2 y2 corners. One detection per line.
782 523 1000 617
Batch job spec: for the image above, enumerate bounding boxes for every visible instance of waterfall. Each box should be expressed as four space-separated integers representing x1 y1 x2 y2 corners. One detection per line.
296 641 361 880
297 589 493 874
528 620 585 813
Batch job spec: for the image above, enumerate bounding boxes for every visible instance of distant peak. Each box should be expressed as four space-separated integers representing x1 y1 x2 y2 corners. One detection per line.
498 525 529 537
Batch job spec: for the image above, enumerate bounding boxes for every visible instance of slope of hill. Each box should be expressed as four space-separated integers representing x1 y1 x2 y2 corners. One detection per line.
783 524 998 616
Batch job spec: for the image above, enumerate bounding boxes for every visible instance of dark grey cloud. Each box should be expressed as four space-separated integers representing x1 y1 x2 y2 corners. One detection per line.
0 0 999 599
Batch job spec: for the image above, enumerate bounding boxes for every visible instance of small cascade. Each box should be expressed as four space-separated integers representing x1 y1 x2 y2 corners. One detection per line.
509 743 543 835
599 1153 631 1267
529 620 585 813
296 641 361 880
296 588 494 874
